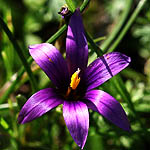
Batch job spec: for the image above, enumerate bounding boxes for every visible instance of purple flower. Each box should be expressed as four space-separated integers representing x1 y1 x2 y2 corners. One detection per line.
18 9 131 149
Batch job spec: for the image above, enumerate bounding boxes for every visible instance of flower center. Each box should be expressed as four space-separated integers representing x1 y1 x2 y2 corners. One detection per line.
66 68 81 97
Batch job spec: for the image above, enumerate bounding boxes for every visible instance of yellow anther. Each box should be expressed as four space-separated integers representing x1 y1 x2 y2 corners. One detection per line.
70 68 81 90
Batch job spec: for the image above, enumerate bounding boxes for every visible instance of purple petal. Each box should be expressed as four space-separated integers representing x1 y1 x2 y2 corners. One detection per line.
84 52 131 91
84 90 130 131
18 88 63 124
66 8 88 76
63 101 89 149
29 43 69 89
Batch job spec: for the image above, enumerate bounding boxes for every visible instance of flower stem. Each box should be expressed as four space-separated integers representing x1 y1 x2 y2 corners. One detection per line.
0 103 17 110
0 17 37 92
80 0 90 12
65 0 76 12
101 0 133 52
94 36 106 43
108 0 147 52
85 32 103 57
46 24 67 43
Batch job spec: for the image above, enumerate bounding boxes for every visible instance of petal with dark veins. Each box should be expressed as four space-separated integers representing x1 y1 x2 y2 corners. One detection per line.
63 101 89 149
18 88 63 124
29 43 69 89
84 52 131 91
84 90 130 131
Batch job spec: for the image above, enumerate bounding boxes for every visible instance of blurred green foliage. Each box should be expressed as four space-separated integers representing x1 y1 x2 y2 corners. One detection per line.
0 0 150 149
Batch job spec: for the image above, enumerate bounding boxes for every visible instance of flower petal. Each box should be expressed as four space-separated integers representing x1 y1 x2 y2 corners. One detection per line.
84 90 130 131
18 88 63 124
66 8 88 76
29 43 69 89
63 101 89 149
84 52 131 91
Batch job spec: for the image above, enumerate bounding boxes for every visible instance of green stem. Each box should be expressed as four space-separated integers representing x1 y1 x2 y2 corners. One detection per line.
101 0 133 52
0 103 17 110
85 32 103 57
46 24 67 43
80 0 90 12
0 17 37 92
94 36 106 43
108 0 147 52
65 0 76 12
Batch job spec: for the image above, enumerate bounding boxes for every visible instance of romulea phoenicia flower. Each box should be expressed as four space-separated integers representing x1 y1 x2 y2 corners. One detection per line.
18 9 131 149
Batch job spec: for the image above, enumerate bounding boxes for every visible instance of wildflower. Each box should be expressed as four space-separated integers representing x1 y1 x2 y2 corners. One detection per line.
18 9 131 149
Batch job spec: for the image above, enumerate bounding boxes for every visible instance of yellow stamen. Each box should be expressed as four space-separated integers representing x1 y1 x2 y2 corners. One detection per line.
70 68 81 90
65 68 81 97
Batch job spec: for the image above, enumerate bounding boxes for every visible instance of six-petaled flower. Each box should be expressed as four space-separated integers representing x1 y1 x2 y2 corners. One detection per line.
18 9 131 149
